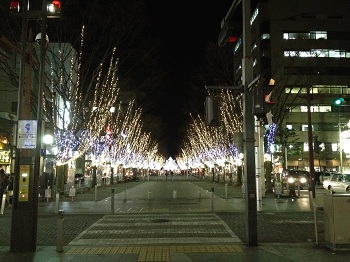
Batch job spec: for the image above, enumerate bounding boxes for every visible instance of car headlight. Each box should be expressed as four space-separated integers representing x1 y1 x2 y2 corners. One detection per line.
300 177 307 184
288 177 295 183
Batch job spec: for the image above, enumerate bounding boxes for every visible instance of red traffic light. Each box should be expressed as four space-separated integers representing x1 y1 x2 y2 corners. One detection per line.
9 0 20 12
47 0 61 13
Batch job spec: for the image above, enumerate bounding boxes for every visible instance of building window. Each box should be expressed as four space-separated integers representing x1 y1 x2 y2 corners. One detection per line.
302 125 312 131
284 49 349 58
331 143 338 152
250 8 259 25
235 63 242 74
234 37 242 54
283 31 327 40
261 33 270 40
310 31 327 39
252 42 257 51
253 58 257 67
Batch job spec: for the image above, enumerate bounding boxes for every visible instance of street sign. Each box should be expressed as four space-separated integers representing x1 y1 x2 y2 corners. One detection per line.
17 120 37 149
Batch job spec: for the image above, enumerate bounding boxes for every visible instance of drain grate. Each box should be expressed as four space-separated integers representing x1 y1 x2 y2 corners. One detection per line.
150 218 170 223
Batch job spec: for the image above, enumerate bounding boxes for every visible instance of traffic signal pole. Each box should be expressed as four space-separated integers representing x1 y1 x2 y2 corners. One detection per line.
10 0 50 252
242 0 258 246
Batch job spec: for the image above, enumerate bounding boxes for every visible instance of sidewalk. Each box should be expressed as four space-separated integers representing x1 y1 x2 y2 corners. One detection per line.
1 175 349 262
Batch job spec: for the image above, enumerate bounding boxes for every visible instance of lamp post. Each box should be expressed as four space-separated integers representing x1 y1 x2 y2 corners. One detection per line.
339 113 343 173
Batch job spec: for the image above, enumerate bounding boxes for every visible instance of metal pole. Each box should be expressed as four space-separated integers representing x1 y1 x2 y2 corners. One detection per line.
55 192 60 213
242 0 258 246
307 86 316 198
339 110 343 172
94 185 97 201
56 210 64 253
123 190 127 202
210 187 214 212
110 188 115 214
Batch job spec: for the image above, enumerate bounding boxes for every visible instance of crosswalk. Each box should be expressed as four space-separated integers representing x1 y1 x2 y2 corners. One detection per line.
67 213 242 260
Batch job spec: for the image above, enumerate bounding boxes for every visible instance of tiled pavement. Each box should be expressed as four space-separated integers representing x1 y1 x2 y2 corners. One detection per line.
1 177 350 261
69 213 241 246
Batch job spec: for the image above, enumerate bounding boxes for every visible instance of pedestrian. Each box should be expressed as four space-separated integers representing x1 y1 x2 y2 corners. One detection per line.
7 173 14 206
0 169 8 209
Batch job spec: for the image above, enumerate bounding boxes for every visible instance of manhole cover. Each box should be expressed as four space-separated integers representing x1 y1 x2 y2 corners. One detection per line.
150 218 170 223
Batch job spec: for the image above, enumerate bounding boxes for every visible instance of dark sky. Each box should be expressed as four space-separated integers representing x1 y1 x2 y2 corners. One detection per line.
145 1 233 157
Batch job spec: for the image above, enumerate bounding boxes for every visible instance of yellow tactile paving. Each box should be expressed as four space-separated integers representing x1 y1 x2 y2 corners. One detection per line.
66 244 243 257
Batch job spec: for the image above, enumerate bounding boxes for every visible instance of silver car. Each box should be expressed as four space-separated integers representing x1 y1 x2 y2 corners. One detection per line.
323 173 350 193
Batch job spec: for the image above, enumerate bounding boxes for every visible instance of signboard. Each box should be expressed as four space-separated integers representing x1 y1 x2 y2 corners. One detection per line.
17 120 37 149
19 164 30 202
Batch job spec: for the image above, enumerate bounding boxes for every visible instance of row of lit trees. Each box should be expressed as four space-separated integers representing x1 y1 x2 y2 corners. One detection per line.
44 26 163 171
177 90 243 171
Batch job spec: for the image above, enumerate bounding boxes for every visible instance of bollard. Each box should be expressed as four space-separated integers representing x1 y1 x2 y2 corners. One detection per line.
197 186 202 199
56 210 64 253
148 190 151 200
225 183 228 199
173 190 177 199
1 194 6 215
210 187 214 212
123 190 127 202
94 185 98 202
55 192 60 213
111 189 115 214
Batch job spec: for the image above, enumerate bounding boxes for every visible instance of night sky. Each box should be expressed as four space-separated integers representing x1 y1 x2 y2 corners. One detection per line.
145 1 233 156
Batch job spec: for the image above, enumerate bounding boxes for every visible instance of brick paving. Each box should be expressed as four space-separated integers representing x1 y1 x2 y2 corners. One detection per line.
1 176 348 262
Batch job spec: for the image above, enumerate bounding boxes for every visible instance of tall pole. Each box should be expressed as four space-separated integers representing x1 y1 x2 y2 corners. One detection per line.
10 0 47 252
339 110 343 172
307 86 315 198
242 0 257 246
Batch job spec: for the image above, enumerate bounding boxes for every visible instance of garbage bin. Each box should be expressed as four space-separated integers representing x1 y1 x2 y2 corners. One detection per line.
323 194 350 250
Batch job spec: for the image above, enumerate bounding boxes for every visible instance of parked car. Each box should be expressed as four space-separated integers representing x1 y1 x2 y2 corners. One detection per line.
74 174 85 184
323 173 350 193
322 171 333 181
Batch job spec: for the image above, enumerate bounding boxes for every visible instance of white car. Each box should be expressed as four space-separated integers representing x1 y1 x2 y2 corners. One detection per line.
323 173 350 193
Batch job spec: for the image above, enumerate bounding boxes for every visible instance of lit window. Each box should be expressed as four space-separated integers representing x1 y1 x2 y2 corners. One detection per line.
250 8 259 25
234 38 242 54
331 143 338 152
261 33 270 40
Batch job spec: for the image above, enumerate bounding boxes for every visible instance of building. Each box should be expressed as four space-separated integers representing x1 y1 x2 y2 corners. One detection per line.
225 0 350 172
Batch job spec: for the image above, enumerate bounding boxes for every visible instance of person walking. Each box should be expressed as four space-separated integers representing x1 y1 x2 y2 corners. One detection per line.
7 173 14 206
0 169 8 210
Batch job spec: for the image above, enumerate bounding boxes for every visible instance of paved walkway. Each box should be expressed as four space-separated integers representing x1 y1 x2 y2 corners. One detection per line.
38 180 321 214
0 177 349 261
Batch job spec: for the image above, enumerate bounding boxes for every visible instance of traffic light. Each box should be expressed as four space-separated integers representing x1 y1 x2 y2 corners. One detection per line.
205 96 221 126
9 0 61 13
331 97 350 113
332 97 345 106
253 77 276 119
9 0 20 11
